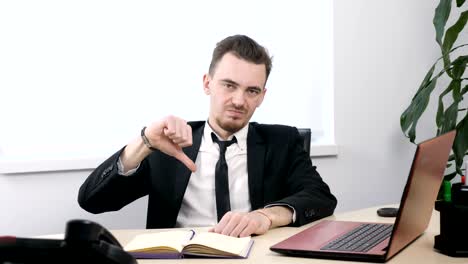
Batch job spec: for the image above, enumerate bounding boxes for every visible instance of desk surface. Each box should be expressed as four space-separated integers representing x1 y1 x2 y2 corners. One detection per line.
109 205 464 264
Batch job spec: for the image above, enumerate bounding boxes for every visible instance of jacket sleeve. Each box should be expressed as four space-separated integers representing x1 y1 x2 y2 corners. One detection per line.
267 128 337 226
77 147 151 214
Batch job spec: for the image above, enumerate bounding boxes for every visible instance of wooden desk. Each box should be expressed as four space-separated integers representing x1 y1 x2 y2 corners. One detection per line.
110 206 465 263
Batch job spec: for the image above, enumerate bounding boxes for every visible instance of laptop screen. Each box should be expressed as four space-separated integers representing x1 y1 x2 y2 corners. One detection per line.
386 131 455 258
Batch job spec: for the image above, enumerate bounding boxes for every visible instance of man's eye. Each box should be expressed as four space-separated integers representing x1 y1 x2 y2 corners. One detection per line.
248 89 260 95
224 83 234 89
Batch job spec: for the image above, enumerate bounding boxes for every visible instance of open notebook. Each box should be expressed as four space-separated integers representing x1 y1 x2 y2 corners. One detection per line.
124 230 254 259
271 131 456 262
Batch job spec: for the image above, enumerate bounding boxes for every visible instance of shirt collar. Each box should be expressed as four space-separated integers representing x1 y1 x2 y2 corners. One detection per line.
202 121 248 151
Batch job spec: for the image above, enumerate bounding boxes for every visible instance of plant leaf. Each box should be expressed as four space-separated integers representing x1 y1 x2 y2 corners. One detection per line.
436 100 444 131
443 11 468 53
441 100 460 134
462 83 468 94
453 112 468 175
451 55 468 79
453 81 462 102
444 171 458 181
401 79 438 142
402 48 468 144
441 11 468 72
401 65 435 135
401 57 462 141
414 44 468 95
436 81 457 128
414 65 436 98
456 0 466 7
434 0 452 47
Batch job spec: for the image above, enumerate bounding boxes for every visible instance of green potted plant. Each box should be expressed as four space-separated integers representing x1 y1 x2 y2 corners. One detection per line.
401 0 468 256
401 0 467 183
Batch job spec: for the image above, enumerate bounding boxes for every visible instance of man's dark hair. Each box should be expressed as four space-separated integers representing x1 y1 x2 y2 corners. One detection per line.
208 35 272 82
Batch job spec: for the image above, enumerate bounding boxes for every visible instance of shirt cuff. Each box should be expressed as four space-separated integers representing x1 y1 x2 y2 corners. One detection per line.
117 157 140 176
264 203 297 224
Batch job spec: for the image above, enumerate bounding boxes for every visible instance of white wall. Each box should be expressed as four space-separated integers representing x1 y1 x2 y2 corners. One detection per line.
324 0 441 212
0 0 442 236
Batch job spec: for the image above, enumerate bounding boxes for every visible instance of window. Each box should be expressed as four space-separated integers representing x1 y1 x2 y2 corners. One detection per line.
0 0 334 173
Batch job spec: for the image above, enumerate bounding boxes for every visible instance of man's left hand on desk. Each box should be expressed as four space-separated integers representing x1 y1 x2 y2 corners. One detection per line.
209 206 294 237
208 210 272 237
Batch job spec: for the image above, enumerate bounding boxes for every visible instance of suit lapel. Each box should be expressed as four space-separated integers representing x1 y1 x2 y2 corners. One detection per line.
247 123 265 210
174 122 204 203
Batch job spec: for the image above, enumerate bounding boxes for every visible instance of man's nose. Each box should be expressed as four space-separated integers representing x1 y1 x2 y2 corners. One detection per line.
231 90 246 107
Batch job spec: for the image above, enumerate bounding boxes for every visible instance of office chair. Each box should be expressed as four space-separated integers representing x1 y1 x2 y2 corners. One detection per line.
297 128 311 156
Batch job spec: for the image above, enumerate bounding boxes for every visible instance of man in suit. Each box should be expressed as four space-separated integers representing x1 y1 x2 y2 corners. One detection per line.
78 35 337 237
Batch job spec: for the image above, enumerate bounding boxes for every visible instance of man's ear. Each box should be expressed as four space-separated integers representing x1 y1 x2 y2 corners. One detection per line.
203 74 211 95
257 88 267 107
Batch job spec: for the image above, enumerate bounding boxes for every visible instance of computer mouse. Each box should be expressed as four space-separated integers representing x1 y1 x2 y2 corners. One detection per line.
377 207 398 217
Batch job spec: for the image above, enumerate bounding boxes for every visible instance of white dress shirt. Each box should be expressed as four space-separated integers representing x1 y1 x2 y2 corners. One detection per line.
175 123 250 227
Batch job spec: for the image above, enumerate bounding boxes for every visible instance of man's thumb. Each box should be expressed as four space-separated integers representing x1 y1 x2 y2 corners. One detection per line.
175 152 197 172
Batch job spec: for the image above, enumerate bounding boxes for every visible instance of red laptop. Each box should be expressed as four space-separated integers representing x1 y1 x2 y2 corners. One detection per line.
270 131 456 262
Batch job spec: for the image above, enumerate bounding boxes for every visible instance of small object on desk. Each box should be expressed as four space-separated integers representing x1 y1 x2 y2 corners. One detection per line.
462 160 468 186
377 207 398 217
452 182 468 205
124 230 254 259
434 199 468 257
434 173 468 257
443 180 452 202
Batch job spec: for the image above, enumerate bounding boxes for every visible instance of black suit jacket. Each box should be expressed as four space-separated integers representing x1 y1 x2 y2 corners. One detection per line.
78 122 337 228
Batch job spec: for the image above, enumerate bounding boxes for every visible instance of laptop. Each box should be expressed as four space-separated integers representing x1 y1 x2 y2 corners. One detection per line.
270 131 456 262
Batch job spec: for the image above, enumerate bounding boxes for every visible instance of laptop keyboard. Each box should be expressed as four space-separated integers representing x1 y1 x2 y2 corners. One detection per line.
321 223 393 252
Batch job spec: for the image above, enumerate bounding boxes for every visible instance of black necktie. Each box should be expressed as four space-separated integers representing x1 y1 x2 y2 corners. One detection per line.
211 133 237 222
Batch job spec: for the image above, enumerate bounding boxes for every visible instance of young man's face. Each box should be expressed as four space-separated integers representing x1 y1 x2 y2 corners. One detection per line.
203 52 267 137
